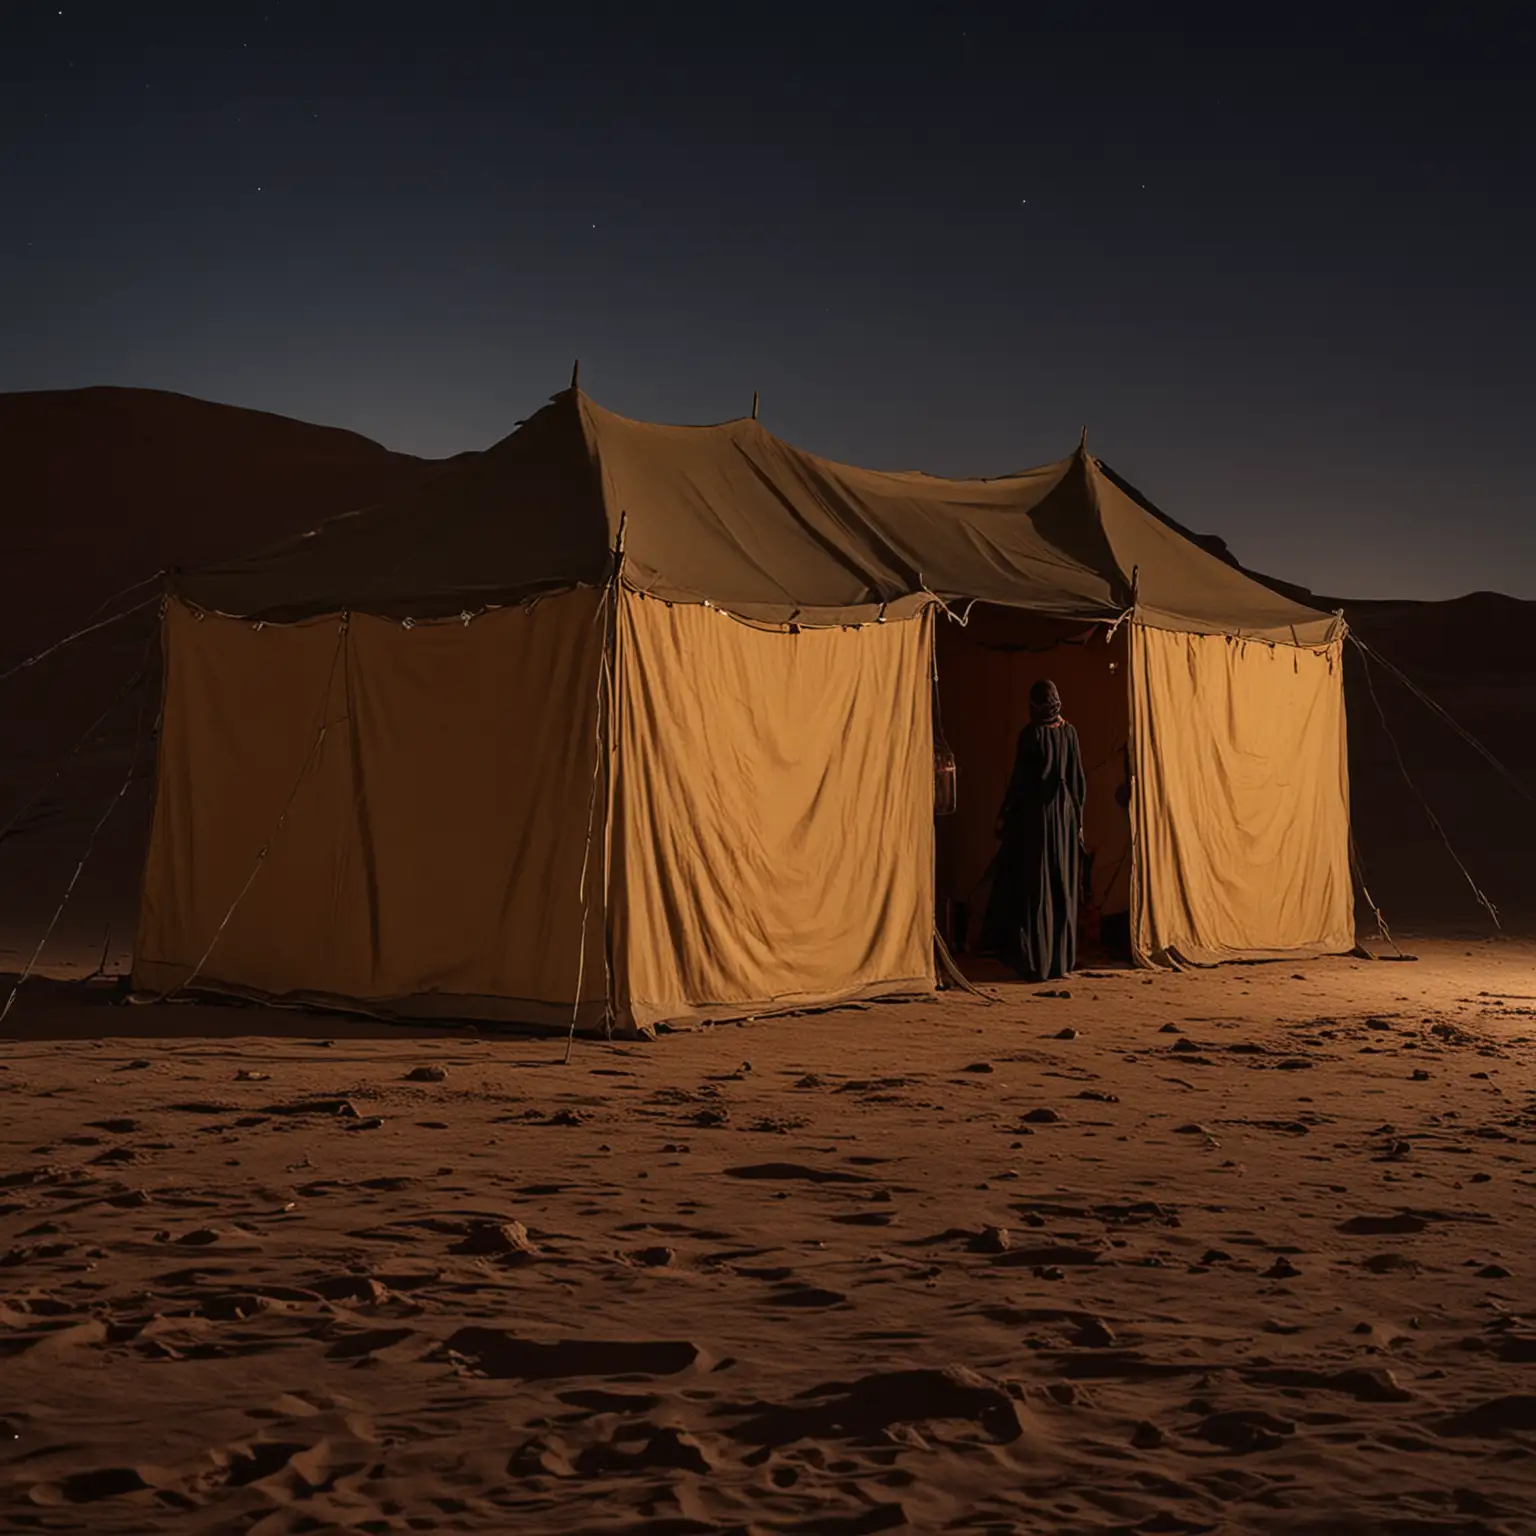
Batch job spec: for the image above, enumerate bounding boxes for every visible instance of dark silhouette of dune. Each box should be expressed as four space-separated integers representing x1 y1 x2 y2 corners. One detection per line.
0 386 459 649
1337 592 1535 934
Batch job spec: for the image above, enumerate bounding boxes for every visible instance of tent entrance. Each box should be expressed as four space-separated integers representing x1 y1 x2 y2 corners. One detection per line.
934 605 1132 968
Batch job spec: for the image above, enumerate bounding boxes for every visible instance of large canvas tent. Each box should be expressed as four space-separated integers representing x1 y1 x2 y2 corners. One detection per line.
133 388 1354 1034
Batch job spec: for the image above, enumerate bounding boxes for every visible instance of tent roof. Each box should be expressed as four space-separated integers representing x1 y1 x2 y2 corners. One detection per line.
175 389 1342 644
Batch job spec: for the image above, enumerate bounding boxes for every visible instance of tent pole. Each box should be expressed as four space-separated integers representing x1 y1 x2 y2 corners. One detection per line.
563 512 628 1062
601 513 629 1041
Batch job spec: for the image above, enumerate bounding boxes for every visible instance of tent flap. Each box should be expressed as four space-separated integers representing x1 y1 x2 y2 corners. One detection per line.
1129 625 1354 965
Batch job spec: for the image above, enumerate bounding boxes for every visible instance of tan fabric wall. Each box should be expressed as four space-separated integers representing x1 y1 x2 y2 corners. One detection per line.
611 591 936 1029
1130 625 1353 965
134 592 608 1022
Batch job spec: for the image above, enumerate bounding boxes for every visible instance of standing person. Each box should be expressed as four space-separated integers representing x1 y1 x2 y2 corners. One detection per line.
980 679 1086 982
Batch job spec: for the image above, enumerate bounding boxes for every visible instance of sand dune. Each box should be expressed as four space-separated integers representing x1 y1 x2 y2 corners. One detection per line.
0 385 448 646
1341 593 1535 933
2 942 1533 1532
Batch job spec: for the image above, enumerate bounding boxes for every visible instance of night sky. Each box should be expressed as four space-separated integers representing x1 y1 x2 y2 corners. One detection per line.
3 2 1532 601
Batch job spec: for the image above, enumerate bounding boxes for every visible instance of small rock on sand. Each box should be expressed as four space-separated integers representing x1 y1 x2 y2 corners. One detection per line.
967 1226 1010 1254
630 1246 676 1268
1073 1316 1116 1348
451 1220 539 1259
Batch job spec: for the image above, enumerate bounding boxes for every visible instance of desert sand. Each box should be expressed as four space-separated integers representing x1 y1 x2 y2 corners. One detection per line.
2 941 1533 1534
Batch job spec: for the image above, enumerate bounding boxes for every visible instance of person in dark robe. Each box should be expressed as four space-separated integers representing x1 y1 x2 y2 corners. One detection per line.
980 679 1086 982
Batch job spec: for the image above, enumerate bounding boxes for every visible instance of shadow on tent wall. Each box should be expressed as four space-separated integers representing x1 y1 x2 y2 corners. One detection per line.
935 606 1133 973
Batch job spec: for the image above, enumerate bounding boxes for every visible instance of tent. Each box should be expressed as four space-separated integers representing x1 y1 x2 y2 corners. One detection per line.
132 388 1354 1034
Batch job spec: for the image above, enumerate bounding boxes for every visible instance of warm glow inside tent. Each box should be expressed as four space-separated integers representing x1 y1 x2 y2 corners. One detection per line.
132 388 1354 1035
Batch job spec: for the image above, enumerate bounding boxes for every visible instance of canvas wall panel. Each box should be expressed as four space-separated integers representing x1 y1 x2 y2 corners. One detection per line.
612 592 935 1029
1129 625 1353 965
134 592 606 1022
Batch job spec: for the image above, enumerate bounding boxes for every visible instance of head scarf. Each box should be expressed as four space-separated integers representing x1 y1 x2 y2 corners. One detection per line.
1029 678 1062 726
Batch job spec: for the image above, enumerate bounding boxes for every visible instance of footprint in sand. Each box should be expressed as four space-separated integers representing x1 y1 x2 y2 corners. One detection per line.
442 1329 703 1380
32 1467 153 1505
1191 1409 1296 1453
725 1365 1024 1449
763 1284 849 1310
724 1163 874 1185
